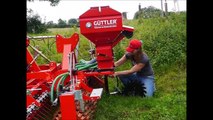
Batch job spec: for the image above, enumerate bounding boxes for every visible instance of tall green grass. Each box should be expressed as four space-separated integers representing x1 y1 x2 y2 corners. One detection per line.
119 12 186 73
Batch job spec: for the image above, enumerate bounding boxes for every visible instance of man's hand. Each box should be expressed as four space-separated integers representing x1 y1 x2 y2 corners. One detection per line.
114 72 119 77
109 72 118 78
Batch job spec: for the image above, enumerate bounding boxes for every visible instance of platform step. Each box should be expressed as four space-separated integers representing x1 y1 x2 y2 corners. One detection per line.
90 88 103 98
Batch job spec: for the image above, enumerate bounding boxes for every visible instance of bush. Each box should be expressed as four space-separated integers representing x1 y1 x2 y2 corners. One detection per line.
118 12 186 72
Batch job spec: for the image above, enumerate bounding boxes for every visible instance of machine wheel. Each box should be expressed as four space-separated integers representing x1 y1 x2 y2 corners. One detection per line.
134 82 146 97
121 80 146 97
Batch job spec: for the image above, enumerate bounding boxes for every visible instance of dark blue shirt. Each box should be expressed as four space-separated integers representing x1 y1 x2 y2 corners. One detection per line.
125 52 154 76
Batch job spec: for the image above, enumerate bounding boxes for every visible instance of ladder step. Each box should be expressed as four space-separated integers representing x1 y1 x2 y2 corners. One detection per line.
90 88 103 98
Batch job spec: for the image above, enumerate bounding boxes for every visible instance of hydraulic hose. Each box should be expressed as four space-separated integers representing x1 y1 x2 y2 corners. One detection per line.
50 59 97 103
75 58 97 68
91 65 97 68
77 62 97 71
75 64 86 68
50 72 69 103
56 74 69 97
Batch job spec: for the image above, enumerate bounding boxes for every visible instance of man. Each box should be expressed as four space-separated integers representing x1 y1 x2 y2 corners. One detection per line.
113 39 155 97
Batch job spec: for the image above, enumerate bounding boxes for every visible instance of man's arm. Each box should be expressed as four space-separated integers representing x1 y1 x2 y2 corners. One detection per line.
114 54 127 67
114 63 145 76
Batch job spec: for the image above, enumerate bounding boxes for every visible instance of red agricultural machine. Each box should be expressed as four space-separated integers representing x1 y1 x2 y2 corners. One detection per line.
26 6 134 120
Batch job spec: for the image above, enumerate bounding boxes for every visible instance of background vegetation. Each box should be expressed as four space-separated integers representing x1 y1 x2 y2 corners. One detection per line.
27 6 186 120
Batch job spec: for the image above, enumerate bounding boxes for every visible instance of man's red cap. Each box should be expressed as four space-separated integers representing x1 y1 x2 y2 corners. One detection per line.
126 39 142 53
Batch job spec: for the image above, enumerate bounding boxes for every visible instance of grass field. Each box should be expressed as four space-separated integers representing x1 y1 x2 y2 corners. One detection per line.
93 65 186 120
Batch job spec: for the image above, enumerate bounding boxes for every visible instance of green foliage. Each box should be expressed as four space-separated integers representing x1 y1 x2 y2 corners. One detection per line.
113 39 133 71
45 18 79 28
57 19 67 28
68 18 78 27
46 21 57 28
125 12 186 73
27 9 48 34
134 6 162 19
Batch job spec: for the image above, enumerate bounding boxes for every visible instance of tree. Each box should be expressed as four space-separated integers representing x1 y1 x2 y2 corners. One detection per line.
134 6 162 19
57 19 67 28
27 8 47 33
68 18 78 27
46 21 57 28
27 0 60 6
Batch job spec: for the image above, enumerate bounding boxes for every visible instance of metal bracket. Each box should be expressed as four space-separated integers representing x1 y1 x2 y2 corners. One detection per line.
74 90 85 112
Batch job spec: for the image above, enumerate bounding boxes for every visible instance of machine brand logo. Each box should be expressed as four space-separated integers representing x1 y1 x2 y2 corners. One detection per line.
86 22 92 28
93 19 117 29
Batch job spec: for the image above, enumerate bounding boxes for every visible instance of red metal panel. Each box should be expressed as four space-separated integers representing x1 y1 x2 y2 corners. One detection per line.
80 16 122 33
79 82 93 92
30 81 46 96
27 72 51 81
27 49 40 71
81 32 122 46
80 6 121 18
62 44 71 70
59 92 77 120
96 46 113 61
96 46 114 69
56 33 79 53
26 95 41 107
79 6 123 46
79 6 134 70
84 71 114 76
26 38 30 46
